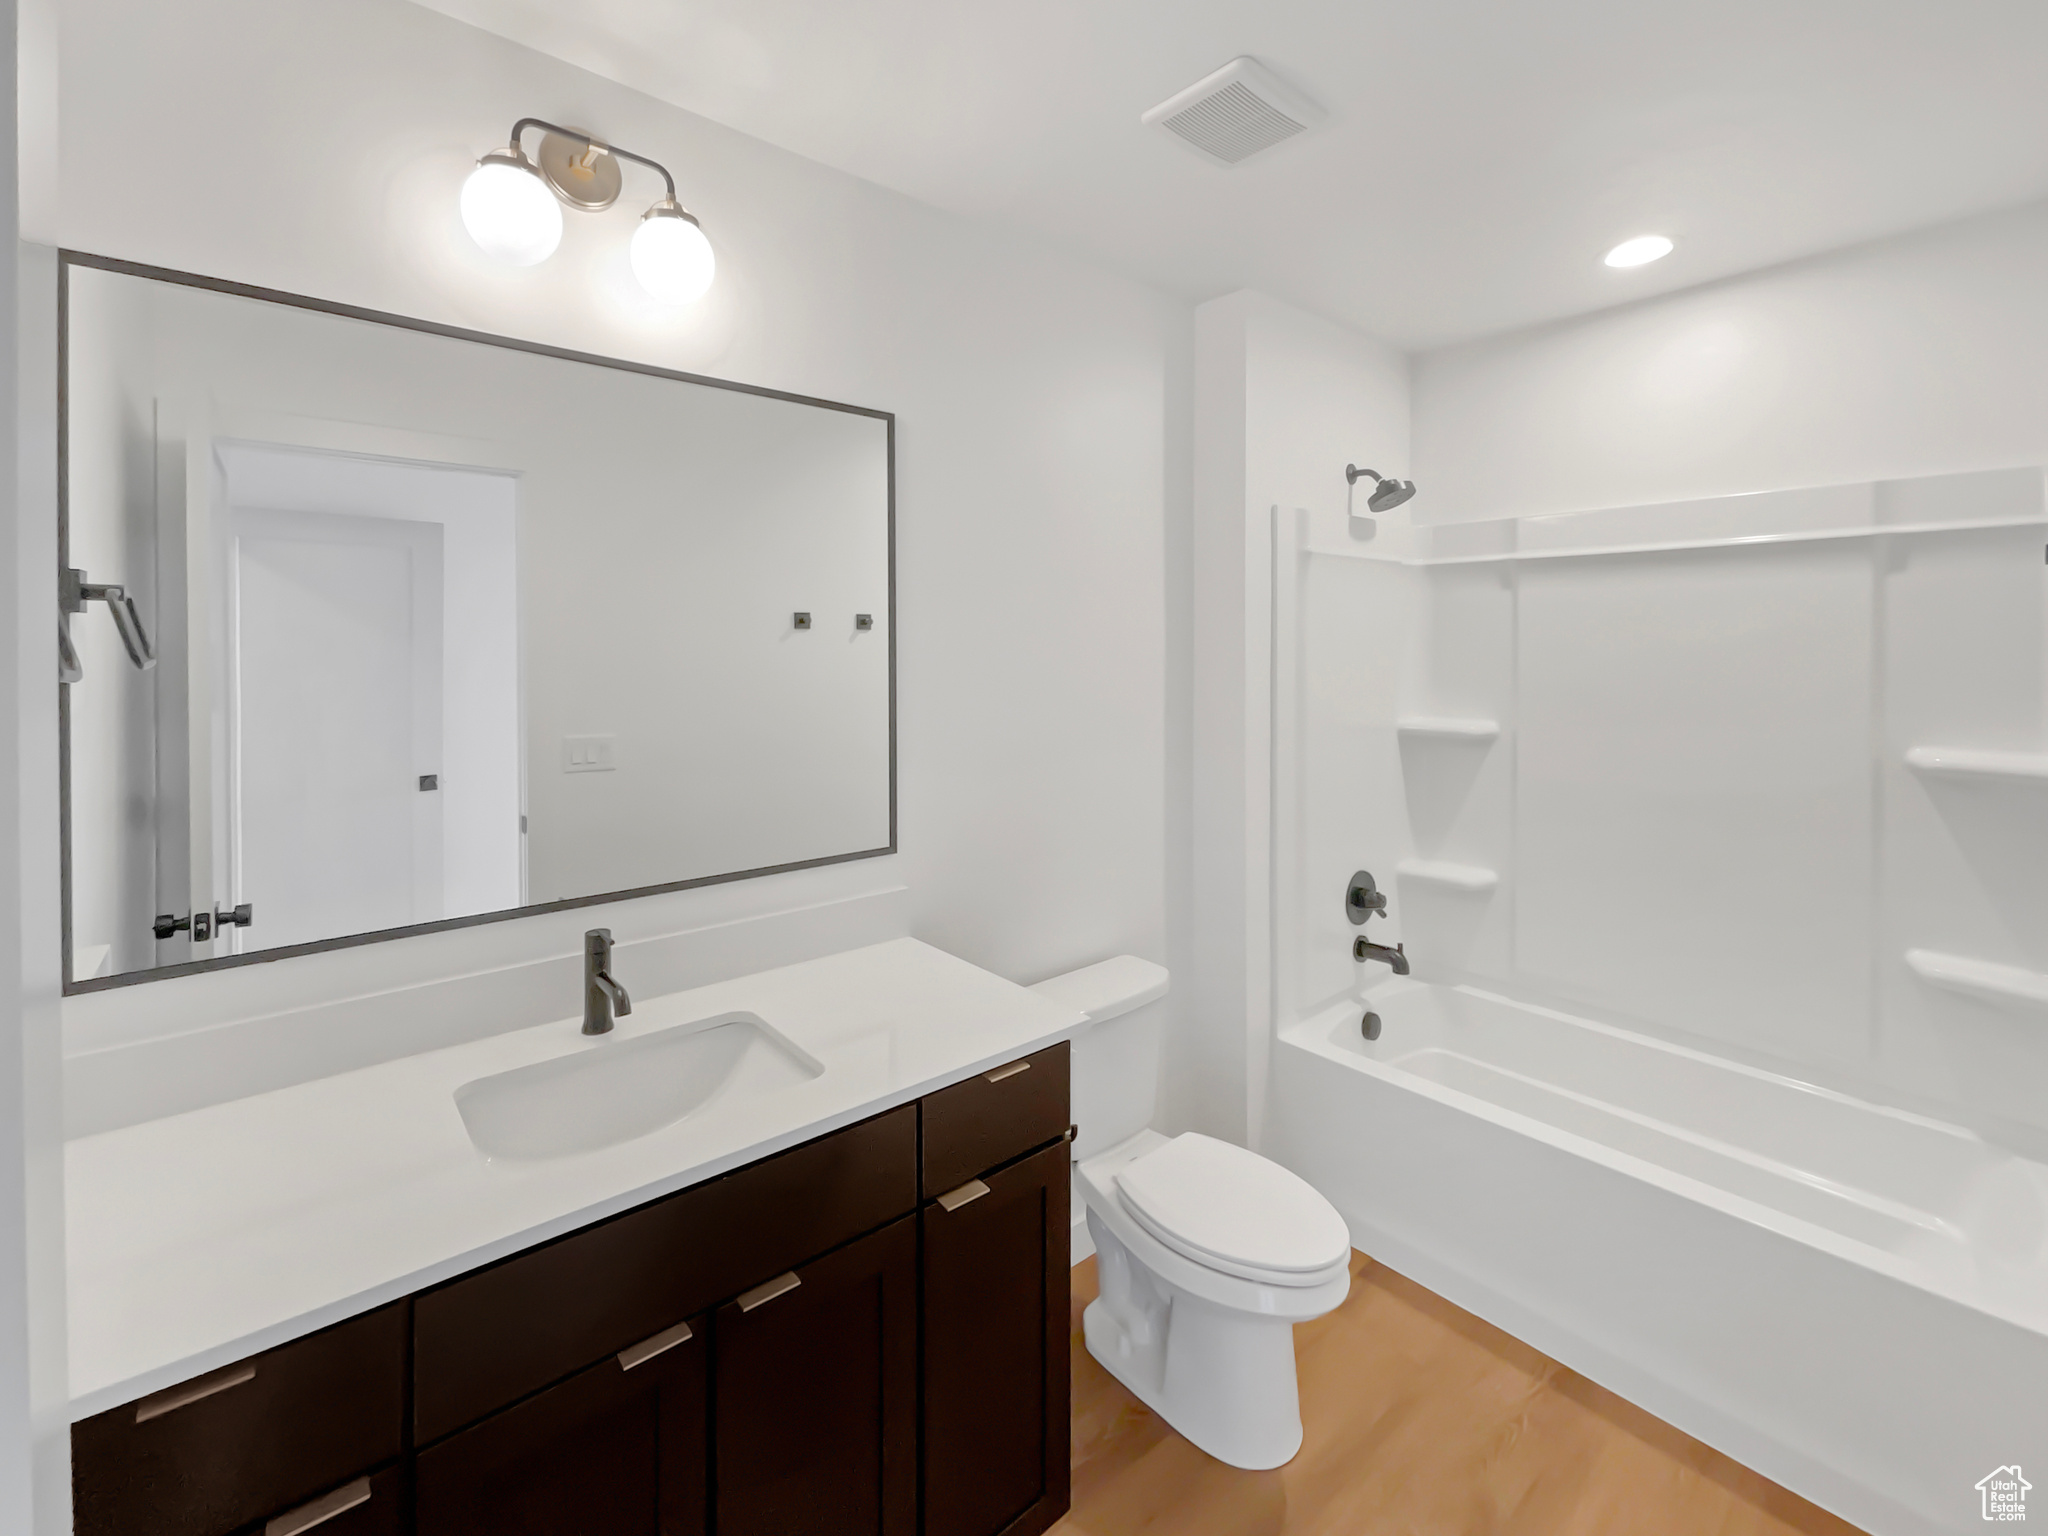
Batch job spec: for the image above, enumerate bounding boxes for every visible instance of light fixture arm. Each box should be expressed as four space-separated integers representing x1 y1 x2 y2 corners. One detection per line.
507 117 677 200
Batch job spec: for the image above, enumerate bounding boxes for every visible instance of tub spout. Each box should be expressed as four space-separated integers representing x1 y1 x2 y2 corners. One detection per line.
1353 936 1409 976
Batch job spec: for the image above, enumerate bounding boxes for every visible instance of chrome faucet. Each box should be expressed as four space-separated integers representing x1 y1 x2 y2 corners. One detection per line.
583 928 632 1035
1353 935 1410 976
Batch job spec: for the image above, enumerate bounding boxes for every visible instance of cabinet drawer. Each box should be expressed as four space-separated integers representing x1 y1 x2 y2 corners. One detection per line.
72 1303 406 1536
415 1104 915 1444
921 1042 1069 1198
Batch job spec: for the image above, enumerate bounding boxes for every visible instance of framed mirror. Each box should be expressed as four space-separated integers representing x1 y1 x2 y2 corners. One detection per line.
59 253 894 992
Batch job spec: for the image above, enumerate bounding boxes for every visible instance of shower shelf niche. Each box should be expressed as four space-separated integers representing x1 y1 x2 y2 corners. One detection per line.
1395 859 1499 894
1396 717 1500 743
1904 746 2048 783
1905 949 2048 1013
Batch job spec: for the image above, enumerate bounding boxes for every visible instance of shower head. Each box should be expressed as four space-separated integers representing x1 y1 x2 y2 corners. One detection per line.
1369 478 1416 512
1346 464 1416 514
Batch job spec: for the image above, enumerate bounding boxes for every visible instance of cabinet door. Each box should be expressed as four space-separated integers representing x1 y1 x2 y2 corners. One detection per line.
414 1314 707 1536
714 1217 916 1536
923 1139 1071 1536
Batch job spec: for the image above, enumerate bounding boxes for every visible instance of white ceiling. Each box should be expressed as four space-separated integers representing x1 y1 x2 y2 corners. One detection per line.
412 0 2048 348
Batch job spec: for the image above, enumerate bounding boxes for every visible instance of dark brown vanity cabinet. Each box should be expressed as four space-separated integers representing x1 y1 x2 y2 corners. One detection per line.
73 1044 1071 1536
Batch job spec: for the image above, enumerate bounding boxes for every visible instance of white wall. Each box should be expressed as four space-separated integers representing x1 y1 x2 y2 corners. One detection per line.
1415 199 2048 522
1186 291 1407 1141
54 0 1183 1132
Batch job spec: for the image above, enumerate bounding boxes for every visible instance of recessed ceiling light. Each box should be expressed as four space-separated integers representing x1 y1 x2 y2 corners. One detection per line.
1604 235 1674 269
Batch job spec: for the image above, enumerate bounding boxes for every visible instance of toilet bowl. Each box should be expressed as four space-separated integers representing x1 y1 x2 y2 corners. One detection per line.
1033 954 1353 1469
1075 1129 1351 1469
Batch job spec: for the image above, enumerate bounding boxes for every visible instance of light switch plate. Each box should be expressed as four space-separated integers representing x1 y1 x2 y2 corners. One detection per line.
563 735 618 773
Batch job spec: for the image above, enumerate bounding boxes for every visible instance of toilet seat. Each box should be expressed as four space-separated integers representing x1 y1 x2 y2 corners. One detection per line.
1114 1132 1351 1287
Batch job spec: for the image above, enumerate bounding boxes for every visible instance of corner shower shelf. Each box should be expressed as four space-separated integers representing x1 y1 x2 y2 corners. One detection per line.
1904 950 2048 1013
1396 717 1500 743
1396 859 1499 894
1904 746 2048 783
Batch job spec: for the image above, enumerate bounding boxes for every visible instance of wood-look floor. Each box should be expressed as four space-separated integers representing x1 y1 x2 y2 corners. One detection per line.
1053 1251 1866 1536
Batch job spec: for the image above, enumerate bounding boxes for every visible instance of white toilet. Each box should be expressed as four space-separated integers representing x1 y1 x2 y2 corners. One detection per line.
1031 957 1353 1471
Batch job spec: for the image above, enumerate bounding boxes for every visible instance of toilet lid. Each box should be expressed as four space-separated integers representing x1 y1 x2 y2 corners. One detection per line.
1114 1133 1350 1279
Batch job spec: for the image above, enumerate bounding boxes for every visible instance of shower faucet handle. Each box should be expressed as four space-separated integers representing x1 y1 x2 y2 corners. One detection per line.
1346 870 1388 924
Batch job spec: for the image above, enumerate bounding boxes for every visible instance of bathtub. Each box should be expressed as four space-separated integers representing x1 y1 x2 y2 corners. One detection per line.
1264 977 2048 1536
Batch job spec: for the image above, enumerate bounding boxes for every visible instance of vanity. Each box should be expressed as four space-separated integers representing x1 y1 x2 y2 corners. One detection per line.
67 941 1080 1536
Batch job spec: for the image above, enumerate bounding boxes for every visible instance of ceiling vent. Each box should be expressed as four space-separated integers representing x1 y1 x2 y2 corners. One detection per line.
1142 57 1324 168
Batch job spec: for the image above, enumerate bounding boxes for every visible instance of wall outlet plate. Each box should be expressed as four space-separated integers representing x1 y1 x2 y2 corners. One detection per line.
563 735 617 773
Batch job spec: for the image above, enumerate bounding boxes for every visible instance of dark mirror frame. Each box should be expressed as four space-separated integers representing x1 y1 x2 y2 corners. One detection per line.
58 250 897 995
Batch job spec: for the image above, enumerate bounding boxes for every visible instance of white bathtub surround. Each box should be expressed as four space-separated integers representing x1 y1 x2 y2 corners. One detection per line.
1077 1131 1350 1470
64 938 1086 1419
1904 950 2048 1014
1393 717 1499 742
1270 982 2048 1536
1253 466 2048 1533
1272 467 2048 1150
1903 745 2048 782
1393 859 1498 894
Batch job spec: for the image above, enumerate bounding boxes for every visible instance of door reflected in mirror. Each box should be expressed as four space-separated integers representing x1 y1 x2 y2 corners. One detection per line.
61 256 894 989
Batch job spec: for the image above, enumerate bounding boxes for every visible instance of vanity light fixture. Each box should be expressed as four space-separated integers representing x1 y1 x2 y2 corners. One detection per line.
1603 234 1674 269
461 119 716 302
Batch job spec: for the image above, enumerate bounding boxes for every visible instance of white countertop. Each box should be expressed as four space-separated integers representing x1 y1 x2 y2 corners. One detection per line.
65 938 1086 1419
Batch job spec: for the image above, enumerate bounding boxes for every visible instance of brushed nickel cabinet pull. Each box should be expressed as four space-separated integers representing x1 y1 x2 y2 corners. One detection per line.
265 1477 371 1536
617 1318 694 1372
985 1060 1031 1083
736 1271 801 1312
135 1362 256 1423
937 1178 990 1212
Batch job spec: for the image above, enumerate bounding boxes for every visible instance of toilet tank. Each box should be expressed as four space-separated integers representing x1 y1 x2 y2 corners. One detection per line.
1029 955 1170 1160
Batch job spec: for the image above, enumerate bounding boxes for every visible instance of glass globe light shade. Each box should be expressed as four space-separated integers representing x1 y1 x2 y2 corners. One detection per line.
461 152 562 266
631 204 716 303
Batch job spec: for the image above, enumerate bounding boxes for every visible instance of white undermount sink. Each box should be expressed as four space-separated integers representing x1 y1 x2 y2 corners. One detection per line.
454 1012 825 1161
